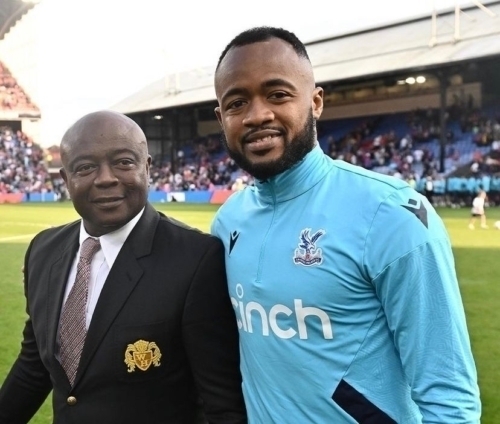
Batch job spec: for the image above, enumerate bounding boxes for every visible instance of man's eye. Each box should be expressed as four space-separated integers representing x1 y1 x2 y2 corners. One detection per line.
228 100 245 110
269 92 288 99
75 164 94 173
118 159 134 165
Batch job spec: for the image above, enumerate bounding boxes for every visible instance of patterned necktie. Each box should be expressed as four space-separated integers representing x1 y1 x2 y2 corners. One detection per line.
59 237 101 386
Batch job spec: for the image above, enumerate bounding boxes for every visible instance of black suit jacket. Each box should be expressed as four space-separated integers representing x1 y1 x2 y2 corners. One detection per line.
0 203 246 424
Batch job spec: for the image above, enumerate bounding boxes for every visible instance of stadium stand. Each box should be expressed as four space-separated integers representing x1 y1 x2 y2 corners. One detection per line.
0 60 38 111
129 100 497 206
108 2 500 205
0 125 66 200
0 0 34 41
0 0 499 206
0 1 47 203
2 102 498 205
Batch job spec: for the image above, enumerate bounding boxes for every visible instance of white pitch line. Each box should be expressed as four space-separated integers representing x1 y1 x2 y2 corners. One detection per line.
0 234 37 242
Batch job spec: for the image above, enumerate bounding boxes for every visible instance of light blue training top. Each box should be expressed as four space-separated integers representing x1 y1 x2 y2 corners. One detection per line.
211 145 481 424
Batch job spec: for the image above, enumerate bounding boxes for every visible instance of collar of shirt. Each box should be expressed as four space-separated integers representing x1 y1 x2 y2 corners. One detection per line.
78 207 145 268
254 144 333 203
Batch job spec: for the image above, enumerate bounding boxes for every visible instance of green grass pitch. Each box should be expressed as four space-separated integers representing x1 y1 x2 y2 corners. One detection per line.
1 202 499 423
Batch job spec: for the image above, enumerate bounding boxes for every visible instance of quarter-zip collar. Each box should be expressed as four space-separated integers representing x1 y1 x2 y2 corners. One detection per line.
254 144 332 204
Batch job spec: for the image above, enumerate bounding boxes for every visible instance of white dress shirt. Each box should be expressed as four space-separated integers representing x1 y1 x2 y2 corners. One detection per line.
61 207 145 329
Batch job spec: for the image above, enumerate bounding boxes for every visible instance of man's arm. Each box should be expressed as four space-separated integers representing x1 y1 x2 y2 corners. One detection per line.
367 190 481 423
0 243 53 422
182 238 247 424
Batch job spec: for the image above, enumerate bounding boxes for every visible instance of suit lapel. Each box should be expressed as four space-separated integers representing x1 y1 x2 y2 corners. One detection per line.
75 204 160 385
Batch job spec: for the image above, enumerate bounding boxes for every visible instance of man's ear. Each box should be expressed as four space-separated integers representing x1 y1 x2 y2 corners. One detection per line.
60 167 67 184
214 106 223 128
312 86 324 120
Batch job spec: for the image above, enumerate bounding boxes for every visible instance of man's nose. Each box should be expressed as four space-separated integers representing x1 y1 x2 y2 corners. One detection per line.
242 99 274 127
94 164 119 186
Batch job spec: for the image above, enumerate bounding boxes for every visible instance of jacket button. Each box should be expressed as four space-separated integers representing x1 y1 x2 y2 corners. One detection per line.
67 396 77 406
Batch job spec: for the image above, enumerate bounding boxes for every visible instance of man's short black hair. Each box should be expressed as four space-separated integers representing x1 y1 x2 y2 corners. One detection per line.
216 26 310 70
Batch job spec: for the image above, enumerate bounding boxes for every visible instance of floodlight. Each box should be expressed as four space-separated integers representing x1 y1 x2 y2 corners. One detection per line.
405 77 416 85
416 76 426 84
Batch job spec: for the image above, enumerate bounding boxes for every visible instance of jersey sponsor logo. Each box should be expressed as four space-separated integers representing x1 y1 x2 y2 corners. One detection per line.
229 230 240 254
231 284 333 340
401 198 428 228
293 228 325 266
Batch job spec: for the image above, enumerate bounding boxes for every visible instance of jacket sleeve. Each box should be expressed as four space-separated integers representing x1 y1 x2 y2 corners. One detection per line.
181 237 247 424
365 189 481 423
0 239 53 423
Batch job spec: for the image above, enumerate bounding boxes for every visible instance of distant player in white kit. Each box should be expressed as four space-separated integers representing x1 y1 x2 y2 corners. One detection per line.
468 190 488 229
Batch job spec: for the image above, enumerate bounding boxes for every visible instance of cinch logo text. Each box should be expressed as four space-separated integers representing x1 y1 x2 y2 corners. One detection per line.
231 284 333 340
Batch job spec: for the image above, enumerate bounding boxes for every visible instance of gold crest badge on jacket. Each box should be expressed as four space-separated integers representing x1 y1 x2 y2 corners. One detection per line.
124 339 162 372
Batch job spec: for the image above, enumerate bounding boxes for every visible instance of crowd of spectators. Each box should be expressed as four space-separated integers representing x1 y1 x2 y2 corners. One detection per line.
1 52 499 200
149 134 253 192
1 105 499 200
149 158 235 192
0 126 60 196
324 114 441 190
0 61 38 112
1 44 498 206
470 114 500 147
325 106 499 187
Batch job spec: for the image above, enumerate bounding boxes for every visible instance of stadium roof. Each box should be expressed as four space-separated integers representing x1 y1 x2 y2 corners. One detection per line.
0 0 36 40
112 1 500 115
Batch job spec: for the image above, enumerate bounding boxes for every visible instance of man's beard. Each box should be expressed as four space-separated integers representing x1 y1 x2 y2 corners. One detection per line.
221 110 317 181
